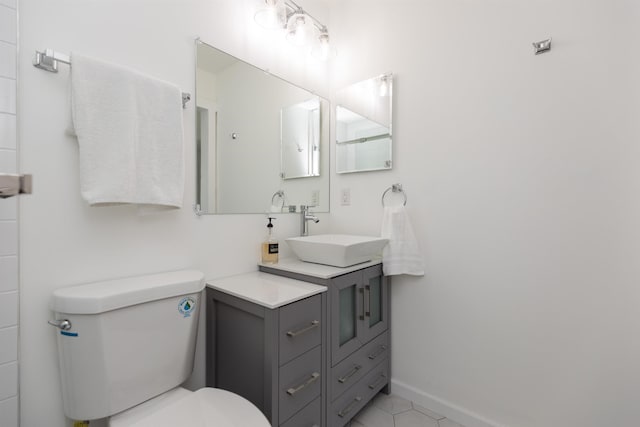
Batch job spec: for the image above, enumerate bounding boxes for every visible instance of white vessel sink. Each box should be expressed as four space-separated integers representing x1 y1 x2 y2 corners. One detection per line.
285 234 388 268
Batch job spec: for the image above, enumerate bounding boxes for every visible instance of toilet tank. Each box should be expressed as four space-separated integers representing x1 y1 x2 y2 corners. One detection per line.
50 270 205 421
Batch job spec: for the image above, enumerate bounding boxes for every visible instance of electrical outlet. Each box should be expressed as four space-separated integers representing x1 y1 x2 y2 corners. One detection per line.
341 188 351 206
311 190 319 206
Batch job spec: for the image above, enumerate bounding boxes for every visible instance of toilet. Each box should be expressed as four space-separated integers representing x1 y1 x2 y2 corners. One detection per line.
49 269 270 427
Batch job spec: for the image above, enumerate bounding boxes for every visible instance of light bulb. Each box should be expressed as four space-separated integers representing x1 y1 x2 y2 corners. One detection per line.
286 12 313 47
313 33 330 60
254 0 286 30
311 31 336 61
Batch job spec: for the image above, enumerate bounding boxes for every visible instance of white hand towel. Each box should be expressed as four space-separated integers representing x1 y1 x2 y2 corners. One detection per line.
71 53 184 208
381 205 425 276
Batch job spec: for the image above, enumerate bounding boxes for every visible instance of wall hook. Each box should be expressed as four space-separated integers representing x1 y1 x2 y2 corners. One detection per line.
533 38 552 55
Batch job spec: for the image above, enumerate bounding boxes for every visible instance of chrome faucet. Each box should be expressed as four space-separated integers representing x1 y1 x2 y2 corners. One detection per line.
300 205 320 236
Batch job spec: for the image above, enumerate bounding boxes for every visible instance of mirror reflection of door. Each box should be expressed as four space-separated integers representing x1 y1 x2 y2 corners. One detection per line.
281 98 321 180
196 104 218 213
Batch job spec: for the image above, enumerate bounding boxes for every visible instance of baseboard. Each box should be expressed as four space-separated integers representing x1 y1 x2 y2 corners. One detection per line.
391 379 507 427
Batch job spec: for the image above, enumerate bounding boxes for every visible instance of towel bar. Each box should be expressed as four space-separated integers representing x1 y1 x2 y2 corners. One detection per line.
33 48 191 108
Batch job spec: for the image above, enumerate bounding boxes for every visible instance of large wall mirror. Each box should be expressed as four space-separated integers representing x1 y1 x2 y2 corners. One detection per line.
195 40 330 214
335 73 393 174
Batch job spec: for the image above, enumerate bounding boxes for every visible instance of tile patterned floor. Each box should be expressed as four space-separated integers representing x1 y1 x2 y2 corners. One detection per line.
346 393 466 427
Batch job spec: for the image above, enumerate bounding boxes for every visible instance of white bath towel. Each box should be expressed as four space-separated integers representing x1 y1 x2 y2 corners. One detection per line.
381 205 425 276
71 53 184 208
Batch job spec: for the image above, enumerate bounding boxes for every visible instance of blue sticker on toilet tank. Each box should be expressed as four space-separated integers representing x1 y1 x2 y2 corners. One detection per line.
60 331 78 337
178 297 196 318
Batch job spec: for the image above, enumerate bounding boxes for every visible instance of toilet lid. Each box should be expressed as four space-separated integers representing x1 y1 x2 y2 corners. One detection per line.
109 388 270 427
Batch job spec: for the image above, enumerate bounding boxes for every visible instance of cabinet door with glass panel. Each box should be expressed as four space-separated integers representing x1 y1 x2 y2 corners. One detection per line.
330 264 388 365
360 265 388 343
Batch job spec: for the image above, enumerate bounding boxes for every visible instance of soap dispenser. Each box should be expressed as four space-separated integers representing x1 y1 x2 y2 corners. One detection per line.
261 217 279 264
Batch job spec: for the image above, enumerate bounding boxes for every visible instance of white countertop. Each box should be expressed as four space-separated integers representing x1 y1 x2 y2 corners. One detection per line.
206 271 327 309
258 257 382 279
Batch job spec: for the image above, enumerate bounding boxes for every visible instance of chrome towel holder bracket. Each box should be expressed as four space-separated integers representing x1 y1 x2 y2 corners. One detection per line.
381 183 407 207
271 190 285 210
532 38 552 55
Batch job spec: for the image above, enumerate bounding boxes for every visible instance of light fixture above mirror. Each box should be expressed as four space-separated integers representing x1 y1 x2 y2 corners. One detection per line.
254 0 335 60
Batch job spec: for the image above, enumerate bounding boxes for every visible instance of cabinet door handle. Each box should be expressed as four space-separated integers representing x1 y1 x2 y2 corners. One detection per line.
368 374 387 390
337 364 362 383
365 284 371 317
286 320 320 337
338 396 362 418
359 287 365 320
368 345 387 360
286 372 320 396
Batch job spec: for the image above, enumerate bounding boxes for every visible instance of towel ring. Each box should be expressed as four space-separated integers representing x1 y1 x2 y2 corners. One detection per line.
271 190 285 210
381 183 407 207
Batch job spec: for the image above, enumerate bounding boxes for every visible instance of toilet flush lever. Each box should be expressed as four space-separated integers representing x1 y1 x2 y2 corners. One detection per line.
48 319 72 331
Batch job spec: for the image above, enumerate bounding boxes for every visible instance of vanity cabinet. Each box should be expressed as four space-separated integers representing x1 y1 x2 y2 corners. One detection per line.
206 274 327 427
331 264 388 365
259 262 390 427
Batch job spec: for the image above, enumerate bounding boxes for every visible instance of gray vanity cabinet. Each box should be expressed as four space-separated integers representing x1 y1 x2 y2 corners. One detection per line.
328 264 389 426
259 262 390 427
206 289 326 427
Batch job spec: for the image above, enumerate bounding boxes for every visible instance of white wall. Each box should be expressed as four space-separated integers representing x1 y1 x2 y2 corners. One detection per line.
329 1 640 427
17 1 329 426
18 1 640 426
0 0 19 425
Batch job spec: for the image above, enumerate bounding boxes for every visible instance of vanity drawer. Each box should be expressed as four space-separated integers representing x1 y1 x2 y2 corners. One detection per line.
279 294 322 365
279 346 322 422
330 360 389 427
280 396 321 427
331 331 389 400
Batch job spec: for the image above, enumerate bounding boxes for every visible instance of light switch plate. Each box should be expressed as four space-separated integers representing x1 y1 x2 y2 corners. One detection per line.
341 188 351 206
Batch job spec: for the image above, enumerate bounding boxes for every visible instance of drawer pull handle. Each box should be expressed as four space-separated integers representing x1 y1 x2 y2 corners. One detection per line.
337 364 362 383
368 374 387 390
368 345 387 360
287 320 320 337
338 396 362 418
286 372 320 396
359 287 365 320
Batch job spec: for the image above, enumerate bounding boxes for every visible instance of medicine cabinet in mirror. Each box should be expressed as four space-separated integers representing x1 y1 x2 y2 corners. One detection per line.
335 73 393 174
195 40 330 214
